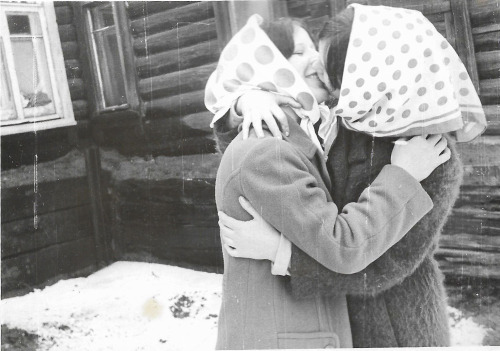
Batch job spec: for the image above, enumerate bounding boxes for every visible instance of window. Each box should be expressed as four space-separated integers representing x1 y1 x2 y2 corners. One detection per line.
0 1 75 135
81 2 139 114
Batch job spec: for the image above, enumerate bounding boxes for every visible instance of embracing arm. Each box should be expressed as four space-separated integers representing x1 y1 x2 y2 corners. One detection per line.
239 138 433 275
288 142 463 298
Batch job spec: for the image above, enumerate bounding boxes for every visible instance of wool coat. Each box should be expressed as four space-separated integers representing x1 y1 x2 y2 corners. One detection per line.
214 118 462 348
214 117 434 349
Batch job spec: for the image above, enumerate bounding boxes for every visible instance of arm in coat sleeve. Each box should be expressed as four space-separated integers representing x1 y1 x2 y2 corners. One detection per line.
288 142 463 297
239 138 433 275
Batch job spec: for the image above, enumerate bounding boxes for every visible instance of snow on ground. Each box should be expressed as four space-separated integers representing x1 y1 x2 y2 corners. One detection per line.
1 261 491 350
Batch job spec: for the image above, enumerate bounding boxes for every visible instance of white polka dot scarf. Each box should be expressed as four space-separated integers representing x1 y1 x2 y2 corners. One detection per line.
205 14 331 154
329 3 486 145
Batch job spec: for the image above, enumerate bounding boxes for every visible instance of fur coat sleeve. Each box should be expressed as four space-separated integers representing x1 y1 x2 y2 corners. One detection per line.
288 129 463 298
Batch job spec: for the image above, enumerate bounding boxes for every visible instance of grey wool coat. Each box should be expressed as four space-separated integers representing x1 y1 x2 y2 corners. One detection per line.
214 118 462 348
214 117 435 349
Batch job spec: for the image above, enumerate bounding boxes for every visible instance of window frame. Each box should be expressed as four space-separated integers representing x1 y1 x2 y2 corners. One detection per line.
78 1 140 117
0 1 75 136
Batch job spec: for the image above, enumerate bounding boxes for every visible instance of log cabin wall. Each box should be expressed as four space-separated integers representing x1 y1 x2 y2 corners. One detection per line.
1 2 97 297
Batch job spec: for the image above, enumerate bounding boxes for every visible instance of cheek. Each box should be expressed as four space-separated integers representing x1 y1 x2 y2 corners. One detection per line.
288 56 307 76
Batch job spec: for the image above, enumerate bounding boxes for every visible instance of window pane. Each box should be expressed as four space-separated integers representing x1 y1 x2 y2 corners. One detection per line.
0 38 17 121
88 3 127 108
8 12 56 118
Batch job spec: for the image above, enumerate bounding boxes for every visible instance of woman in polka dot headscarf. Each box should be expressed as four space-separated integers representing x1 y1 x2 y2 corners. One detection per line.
212 4 481 348
210 11 452 350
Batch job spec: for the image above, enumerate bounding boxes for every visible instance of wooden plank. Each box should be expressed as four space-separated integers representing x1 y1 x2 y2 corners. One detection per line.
1 177 90 223
1 206 93 259
64 59 82 79
136 39 220 79
443 207 500 236
472 23 500 35
473 31 500 53
455 185 500 210
144 89 207 119
462 164 500 187
127 1 198 19
455 136 500 166
55 5 73 26
476 50 500 79
130 2 214 37
134 19 217 56
479 78 500 104
139 63 217 100
439 233 500 252
68 78 85 100
142 115 211 142
61 41 79 60
483 105 500 135
58 24 76 43
1 237 98 296
181 111 213 134
450 0 480 91
136 135 216 158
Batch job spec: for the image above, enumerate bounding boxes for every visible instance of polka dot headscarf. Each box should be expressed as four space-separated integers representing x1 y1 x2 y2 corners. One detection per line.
205 14 330 153
331 4 486 143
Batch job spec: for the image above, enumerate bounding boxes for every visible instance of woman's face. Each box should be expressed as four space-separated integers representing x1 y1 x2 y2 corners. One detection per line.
288 25 330 104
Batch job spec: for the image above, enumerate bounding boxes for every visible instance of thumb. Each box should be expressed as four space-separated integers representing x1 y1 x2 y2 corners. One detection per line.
239 196 261 220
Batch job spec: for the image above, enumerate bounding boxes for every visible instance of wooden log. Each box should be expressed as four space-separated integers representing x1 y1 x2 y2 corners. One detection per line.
462 164 500 187
61 41 79 60
473 30 500 53
64 59 82 79
181 111 213 134
469 0 500 27
455 136 500 166
130 2 214 37
142 114 211 142
58 24 76 43
1 177 90 223
118 201 217 227
443 207 500 236
143 135 216 158
1 236 98 296
127 1 198 19
68 78 85 100
72 100 88 120
455 185 500 210
483 105 500 135
437 260 500 280
139 63 217 100
134 19 217 56
144 89 207 119
118 223 222 267
476 50 500 79
436 248 500 265
1 206 93 259
439 233 500 252
472 23 500 35
136 39 220 79
55 5 73 26
479 78 500 104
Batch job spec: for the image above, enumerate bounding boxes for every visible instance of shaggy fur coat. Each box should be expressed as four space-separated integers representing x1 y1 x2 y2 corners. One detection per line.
214 120 463 347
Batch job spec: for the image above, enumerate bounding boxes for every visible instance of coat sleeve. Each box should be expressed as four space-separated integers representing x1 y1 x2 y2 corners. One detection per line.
213 114 240 155
288 144 463 297
240 138 433 275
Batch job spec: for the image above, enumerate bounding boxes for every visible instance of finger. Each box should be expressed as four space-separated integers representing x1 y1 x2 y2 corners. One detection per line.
219 220 234 236
242 118 251 140
275 95 302 109
224 243 238 257
218 211 244 229
434 137 448 154
252 111 265 139
427 134 442 145
263 111 282 139
438 147 451 164
221 234 235 247
238 196 262 219
271 105 290 137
